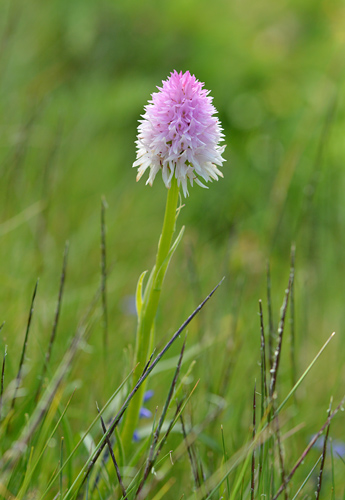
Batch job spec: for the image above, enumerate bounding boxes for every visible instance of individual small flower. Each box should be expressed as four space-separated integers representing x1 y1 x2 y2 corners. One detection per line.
313 435 345 458
143 389 154 402
133 70 226 197
133 390 154 442
139 407 152 419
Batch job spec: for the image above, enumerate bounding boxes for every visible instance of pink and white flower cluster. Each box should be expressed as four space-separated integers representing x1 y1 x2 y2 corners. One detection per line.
133 70 226 197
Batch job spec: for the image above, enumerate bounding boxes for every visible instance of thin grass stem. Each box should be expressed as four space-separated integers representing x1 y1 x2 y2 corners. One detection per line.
330 440 336 500
258 300 268 412
291 455 322 500
181 413 202 490
221 425 230 497
272 395 345 500
36 242 69 401
100 197 108 357
250 383 256 500
60 437 64 498
289 244 296 389
97 405 127 500
269 269 293 398
275 332 335 416
266 261 274 369
0 344 7 421
11 279 39 410
315 397 332 500
258 300 267 489
273 409 288 500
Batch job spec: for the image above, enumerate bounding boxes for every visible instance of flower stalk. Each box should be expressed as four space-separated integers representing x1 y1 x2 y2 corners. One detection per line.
121 176 180 449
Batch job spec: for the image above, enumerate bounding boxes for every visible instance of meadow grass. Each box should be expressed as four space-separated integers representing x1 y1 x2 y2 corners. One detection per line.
1 0 345 498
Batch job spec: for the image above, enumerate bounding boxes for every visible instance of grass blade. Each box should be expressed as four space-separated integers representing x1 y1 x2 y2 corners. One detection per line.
275 332 335 416
269 268 293 398
100 197 108 357
272 395 345 500
315 398 332 500
266 261 274 370
97 405 127 500
36 242 69 401
11 279 39 411
0 344 7 421
250 383 256 500
289 244 296 389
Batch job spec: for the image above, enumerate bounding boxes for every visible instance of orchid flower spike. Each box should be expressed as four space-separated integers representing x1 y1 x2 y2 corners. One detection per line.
133 70 226 197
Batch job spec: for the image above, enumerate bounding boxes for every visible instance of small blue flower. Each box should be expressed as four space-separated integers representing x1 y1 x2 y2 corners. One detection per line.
313 435 345 458
143 390 154 403
132 390 154 442
139 407 152 419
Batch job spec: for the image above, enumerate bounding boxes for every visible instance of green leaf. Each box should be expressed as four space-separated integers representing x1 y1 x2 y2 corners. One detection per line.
154 226 185 292
136 270 148 318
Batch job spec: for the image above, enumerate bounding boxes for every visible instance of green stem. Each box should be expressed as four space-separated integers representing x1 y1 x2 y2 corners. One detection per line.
121 177 179 450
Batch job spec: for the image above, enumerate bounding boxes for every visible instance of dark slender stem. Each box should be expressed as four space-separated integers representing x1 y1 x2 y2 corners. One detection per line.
251 383 256 500
266 261 274 370
153 401 183 465
101 197 108 356
11 279 39 410
272 395 345 500
97 405 127 500
269 270 293 398
0 344 7 421
259 300 267 412
273 410 288 500
315 398 332 500
221 425 230 497
258 300 268 486
289 244 296 389
36 242 69 401
181 413 201 489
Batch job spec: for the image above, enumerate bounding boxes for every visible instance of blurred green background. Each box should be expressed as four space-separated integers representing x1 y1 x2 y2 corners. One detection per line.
0 0 345 492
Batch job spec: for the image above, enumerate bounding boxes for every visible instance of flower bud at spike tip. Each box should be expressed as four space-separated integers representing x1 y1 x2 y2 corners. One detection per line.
133 70 226 197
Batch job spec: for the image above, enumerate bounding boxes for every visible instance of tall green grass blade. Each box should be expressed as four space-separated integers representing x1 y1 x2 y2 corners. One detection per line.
11 279 39 411
289 244 296 389
0 344 7 422
331 440 336 500
275 332 335 416
36 242 69 402
60 437 64 498
315 398 332 499
100 197 108 357
221 424 230 498
266 261 274 370
291 456 322 500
